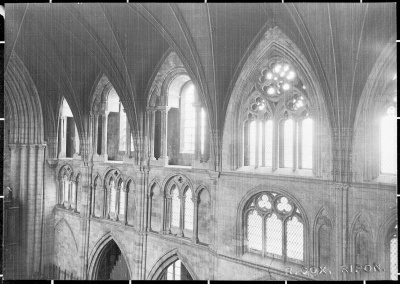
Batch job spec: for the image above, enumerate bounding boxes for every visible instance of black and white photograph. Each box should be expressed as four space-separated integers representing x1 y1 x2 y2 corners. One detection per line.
2 2 398 281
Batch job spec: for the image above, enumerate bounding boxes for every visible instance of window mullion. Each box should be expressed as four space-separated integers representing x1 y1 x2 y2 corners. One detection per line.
262 214 266 257
179 193 184 237
273 118 279 170
298 119 303 169
261 120 266 167
255 120 260 168
293 119 298 171
283 217 287 262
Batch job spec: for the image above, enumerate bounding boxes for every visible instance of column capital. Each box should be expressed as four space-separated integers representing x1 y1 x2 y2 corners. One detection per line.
146 106 157 112
157 106 171 112
191 197 200 205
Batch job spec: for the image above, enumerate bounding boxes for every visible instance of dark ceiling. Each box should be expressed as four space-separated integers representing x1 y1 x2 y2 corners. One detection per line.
5 3 397 140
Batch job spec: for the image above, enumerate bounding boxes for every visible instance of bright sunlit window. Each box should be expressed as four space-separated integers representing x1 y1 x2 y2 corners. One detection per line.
380 105 397 174
283 119 294 168
201 108 206 155
249 121 257 165
181 83 196 153
184 189 193 230
171 186 180 227
265 120 273 167
119 105 126 151
300 118 313 169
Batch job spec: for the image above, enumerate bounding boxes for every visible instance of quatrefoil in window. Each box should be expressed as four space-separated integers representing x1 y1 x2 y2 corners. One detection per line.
178 177 183 183
257 195 272 210
277 197 292 212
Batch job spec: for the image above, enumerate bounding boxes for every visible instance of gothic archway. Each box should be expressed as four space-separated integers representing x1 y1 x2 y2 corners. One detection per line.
147 249 198 280
94 240 130 280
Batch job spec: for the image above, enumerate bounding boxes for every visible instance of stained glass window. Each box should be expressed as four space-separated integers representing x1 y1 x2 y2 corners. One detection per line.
247 210 262 251
286 216 304 260
265 120 273 167
184 189 193 230
110 179 116 213
249 121 257 165
301 118 313 169
283 119 294 168
171 187 180 227
266 213 282 255
381 106 397 174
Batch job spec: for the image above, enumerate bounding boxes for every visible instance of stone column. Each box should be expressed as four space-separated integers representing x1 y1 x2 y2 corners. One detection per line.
178 195 184 237
192 197 200 243
147 107 156 160
9 144 21 202
78 163 92 279
203 111 210 163
115 187 120 221
147 193 153 231
124 190 128 225
159 106 170 159
27 145 37 277
100 112 109 159
93 114 99 155
59 116 67 158
34 145 46 274
126 121 131 157
91 184 96 217
166 196 172 234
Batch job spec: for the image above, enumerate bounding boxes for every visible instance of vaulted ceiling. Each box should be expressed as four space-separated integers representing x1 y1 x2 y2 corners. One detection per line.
5 3 397 142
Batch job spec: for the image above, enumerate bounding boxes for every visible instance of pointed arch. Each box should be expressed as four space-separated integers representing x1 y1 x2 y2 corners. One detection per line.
352 38 397 182
5 52 44 145
149 178 162 196
222 26 330 176
195 184 209 200
54 218 79 252
161 172 194 195
146 248 199 280
87 231 132 280
235 184 309 262
313 207 334 269
349 212 373 269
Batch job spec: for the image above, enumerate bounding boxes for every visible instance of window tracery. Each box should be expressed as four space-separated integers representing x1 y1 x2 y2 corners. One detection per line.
242 59 313 172
244 191 304 262
104 170 123 220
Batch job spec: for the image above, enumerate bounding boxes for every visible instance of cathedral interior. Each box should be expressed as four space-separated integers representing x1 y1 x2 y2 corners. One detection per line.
3 3 398 281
